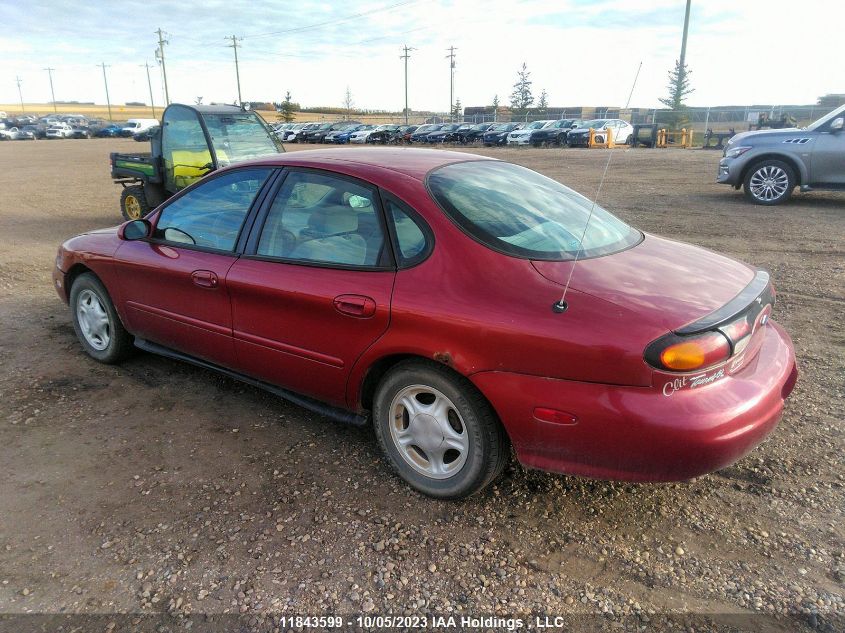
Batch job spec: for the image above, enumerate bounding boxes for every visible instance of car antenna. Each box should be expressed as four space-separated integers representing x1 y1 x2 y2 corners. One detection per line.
553 60 642 314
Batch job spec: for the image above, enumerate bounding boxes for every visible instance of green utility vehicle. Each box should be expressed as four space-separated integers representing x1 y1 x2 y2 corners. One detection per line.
110 103 284 220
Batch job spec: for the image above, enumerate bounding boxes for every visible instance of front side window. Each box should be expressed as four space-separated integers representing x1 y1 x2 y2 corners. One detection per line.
427 161 641 261
257 171 386 267
155 168 271 251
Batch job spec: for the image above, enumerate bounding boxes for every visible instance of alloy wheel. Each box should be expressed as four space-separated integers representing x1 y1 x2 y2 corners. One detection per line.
749 165 789 202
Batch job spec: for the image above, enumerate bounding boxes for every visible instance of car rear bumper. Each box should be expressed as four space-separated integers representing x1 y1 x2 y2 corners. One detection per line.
471 322 797 482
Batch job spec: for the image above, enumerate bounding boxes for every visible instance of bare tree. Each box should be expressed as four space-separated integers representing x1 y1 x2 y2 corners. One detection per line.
343 87 354 120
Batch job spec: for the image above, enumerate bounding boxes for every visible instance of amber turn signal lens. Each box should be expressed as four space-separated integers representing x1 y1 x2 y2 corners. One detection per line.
659 333 730 371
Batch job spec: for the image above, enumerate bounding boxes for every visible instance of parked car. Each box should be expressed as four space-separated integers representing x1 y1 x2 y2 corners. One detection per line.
396 125 419 143
506 120 555 146
482 122 522 146
120 118 159 138
0 126 35 140
325 124 371 144
45 122 74 138
133 125 160 142
567 119 634 147
447 123 490 144
95 124 124 138
286 123 319 143
19 125 40 139
69 126 93 139
54 148 798 499
351 124 398 144
306 122 357 144
409 124 444 143
717 104 845 205
423 124 462 144
528 119 583 146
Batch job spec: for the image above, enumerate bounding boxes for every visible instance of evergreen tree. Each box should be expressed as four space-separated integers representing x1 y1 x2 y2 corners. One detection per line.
659 60 693 128
509 63 534 114
451 98 463 119
537 89 548 114
279 91 296 122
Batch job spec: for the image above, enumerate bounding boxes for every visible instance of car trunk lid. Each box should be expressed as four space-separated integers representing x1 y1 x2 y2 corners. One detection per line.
531 233 757 332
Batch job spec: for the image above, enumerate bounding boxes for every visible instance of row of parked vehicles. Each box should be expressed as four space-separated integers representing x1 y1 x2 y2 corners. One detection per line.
0 113 159 141
268 117 637 147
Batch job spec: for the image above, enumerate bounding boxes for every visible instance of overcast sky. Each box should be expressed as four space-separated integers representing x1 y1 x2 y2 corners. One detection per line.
0 0 840 112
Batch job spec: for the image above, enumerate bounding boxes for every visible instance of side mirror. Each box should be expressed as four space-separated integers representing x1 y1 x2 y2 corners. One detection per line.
120 219 151 241
830 117 844 132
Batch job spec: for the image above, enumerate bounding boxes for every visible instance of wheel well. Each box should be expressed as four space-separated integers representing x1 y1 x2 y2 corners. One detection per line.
739 153 803 187
63 263 94 300
357 354 512 444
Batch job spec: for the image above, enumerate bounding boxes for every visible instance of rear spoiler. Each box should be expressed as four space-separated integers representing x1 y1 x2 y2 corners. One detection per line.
675 270 773 335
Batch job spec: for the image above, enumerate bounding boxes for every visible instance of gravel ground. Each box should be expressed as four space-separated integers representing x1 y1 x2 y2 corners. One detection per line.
0 139 842 632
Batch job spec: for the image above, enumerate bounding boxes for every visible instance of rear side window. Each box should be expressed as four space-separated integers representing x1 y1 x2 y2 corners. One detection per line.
155 168 271 251
427 160 641 261
256 171 387 268
384 197 430 267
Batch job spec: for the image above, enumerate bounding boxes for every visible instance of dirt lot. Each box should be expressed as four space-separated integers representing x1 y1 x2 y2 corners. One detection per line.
0 139 842 632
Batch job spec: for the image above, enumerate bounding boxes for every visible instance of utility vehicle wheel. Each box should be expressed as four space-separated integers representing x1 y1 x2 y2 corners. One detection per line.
70 273 134 364
121 186 150 221
743 160 795 205
373 361 508 499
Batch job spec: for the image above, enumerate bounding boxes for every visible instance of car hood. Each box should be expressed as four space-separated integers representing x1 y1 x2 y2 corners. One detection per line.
569 127 598 134
531 233 756 331
727 127 803 145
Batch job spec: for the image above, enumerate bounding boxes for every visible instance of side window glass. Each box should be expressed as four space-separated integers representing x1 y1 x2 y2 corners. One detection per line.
161 105 210 191
385 197 430 266
257 171 385 267
155 168 271 251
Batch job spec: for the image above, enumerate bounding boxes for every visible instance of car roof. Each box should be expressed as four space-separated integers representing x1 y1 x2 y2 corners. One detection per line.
246 147 497 180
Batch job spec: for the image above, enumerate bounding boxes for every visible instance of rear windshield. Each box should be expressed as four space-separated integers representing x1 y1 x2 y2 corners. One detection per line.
427 161 641 261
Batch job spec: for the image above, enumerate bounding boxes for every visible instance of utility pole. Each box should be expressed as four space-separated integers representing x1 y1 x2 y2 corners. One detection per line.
155 28 170 105
98 63 113 121
400 45 415 125
677 0 692 93
15 76 24 112
43 67 57 113
225 35 243 105
141 62 156 118
446 46 457 121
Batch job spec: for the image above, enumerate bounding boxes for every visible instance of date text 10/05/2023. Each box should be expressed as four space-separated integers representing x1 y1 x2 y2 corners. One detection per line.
278 615 579 629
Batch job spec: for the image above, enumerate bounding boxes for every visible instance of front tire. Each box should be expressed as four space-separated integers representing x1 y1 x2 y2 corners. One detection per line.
743 160 795 205
70 273 134 364
373 361 508 499
120 185 150 221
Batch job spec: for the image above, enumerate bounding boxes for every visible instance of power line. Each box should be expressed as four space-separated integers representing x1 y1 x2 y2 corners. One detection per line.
98 62 113 121
247 0 416 40
225 35 243 105
400 44 415 125
15 76 24 113
155 28 170 105
141 62 156 118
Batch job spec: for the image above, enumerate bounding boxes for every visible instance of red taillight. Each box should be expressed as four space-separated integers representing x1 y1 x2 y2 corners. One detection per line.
647 331 731 372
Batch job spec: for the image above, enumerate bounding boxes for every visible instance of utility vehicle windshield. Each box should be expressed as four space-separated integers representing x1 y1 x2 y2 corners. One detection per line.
203 113 282 165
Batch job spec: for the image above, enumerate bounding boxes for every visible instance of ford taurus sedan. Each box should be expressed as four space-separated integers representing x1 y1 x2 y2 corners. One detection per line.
53 148 798 499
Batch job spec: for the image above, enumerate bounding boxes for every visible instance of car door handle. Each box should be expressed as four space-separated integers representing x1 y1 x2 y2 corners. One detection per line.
333 294 376 318
191 270 219 288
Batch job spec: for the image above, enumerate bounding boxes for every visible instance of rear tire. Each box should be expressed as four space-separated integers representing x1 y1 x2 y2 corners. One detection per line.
121 185 150 221
743 159 795 205
373 360 508 499
70 273 134 364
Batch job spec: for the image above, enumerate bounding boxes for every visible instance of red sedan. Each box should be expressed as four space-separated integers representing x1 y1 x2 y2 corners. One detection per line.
53 148 798 498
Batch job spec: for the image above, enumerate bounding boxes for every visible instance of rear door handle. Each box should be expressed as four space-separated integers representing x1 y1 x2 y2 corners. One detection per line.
191 270 219 288
333 294 376 318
